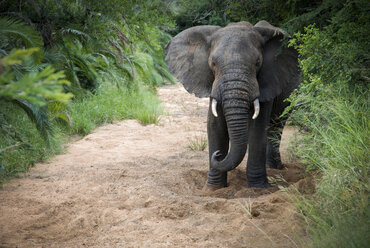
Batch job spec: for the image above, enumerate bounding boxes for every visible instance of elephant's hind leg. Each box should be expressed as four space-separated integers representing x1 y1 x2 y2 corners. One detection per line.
266 99 290 169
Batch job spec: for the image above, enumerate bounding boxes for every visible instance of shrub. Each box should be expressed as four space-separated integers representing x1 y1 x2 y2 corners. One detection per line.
287 1 369 246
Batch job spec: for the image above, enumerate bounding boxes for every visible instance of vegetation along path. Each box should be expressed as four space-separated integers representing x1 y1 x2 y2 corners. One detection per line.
0 84 310 247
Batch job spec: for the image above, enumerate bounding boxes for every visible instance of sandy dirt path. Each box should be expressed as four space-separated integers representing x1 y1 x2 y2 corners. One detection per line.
0 84 308 248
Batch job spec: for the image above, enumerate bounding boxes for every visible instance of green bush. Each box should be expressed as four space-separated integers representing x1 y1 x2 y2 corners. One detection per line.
0 1 174 181
170 0 231 32
0 102 67 181
287 1 369 246
0 48 72 105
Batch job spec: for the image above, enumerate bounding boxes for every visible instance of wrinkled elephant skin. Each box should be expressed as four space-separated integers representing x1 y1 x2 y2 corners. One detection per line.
165 21 301 189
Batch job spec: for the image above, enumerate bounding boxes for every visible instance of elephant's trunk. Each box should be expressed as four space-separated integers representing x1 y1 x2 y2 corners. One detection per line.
210 82 251 172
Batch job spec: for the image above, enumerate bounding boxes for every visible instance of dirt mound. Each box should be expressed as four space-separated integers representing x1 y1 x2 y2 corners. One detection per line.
0 84 309 247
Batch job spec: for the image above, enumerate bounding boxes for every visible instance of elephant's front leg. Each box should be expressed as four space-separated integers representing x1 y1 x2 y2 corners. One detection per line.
205 99 229 189
247 101 273 188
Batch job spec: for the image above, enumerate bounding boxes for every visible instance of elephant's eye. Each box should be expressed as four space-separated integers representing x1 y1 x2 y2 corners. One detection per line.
210 56 217 68
211 61 216 67
256 58 261 67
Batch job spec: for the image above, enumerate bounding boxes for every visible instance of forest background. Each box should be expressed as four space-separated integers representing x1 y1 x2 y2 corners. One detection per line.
0 1 368 247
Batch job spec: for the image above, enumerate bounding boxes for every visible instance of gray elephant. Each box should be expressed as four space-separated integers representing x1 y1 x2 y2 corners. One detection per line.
165 21 301 189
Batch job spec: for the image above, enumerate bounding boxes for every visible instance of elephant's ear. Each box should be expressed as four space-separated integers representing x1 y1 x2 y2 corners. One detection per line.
254 21 301 102
165 26 221 98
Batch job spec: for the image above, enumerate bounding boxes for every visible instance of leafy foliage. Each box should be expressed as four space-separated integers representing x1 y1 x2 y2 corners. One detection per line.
226 0 323 30
0 48 72 143
284 1 369 246
0 48 72 105
0 1 175 180
1 0 175 94
170 0 231 32
0 17 43 51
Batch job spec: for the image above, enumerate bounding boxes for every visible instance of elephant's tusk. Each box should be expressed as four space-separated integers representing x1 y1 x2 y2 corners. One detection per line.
252 98 260 119
211 99 218 117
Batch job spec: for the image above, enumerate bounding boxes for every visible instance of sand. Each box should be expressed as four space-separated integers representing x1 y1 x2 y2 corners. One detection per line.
0 83 310 247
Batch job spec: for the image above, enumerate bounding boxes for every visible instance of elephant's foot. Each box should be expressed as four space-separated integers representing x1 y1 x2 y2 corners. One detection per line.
202 182 225 192
266 157 284 170
266 162 284 170
204 178 227 191
248 179 272 188
205 170 227 190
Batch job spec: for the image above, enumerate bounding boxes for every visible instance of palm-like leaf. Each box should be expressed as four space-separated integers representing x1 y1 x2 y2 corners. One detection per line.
0 17 43 62
0 48 73 143
108 40 135 79
60 28 91 42
12 99 51 143
48 101 72 126
0 17 43 48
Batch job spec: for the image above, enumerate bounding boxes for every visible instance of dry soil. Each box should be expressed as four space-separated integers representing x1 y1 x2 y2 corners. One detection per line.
0 84 310 248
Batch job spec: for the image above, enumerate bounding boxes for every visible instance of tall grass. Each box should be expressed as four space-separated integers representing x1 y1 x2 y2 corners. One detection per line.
290 84 369 248
0 102 67 179
69 83 162 135
285 5 370 245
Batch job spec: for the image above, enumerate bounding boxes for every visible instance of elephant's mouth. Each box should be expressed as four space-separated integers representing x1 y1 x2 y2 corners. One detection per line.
211 98 260 119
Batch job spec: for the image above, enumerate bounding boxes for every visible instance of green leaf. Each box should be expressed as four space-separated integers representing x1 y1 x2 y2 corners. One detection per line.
0 17 43 60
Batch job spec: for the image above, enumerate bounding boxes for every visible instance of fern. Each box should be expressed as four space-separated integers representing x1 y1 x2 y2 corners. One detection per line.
60 28 91 41
108 40 135 79
12 100 51 143
0 17 43 61
0 48 72 141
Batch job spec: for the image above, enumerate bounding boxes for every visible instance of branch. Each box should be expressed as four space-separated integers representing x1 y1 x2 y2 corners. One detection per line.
192 10 213 24
0 142 24 154
294 102 310 108
25 0 41 17
0 12 34 26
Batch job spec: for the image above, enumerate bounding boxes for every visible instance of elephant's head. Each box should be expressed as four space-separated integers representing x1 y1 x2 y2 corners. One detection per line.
165 21 300 172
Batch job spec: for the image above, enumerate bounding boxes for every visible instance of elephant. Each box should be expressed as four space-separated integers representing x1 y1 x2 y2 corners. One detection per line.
165 21 301 189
